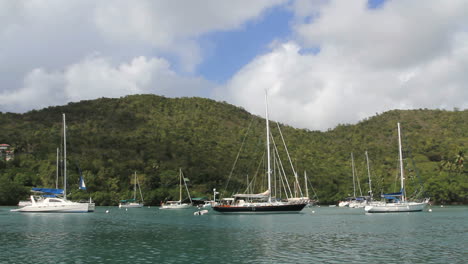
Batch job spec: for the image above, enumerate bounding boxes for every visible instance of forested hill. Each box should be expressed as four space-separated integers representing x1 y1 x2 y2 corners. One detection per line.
0 94 466 205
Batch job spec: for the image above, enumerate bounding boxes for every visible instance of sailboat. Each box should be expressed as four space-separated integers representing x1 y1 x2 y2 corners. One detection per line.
17 148 62 207
348 153 368 208
339 153 361 208
119 172 144 208
11 114 95 213
160 169 192 209
212 93 307 214
364 123 429 213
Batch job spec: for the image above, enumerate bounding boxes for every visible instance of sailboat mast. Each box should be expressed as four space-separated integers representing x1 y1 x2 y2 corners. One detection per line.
365 151 372 199
397 123 405 202
351 153 356 198
134 172 137 200
179 168 182 202
265 92 272 202
63 113 67 200
56 148 59 189
304 170 309 198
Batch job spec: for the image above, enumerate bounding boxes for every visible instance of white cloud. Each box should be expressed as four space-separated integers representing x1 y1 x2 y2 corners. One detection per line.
1 0 467 131
218 0 468 130
0 55 213 112
93 0 284 71
0 0 283 113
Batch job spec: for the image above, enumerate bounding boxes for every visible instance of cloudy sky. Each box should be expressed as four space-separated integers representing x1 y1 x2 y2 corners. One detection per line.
1 0 467 130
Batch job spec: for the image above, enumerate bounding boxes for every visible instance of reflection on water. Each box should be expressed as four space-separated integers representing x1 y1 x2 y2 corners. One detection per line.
0 206 466 263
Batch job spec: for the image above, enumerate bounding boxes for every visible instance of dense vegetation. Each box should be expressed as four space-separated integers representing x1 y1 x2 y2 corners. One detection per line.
0 94 466 205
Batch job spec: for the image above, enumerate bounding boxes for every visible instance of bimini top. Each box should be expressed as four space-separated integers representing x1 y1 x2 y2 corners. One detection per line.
381 192 403 200
191 197 209 201
120 199 136 203
31 188 64 195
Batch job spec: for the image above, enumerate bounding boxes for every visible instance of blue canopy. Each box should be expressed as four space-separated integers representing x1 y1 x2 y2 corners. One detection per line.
120 199 136 203
31 188 64 195
382 192 402 200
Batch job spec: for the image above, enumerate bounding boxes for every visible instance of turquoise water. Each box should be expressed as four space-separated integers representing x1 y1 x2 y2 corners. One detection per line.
0 206 466 263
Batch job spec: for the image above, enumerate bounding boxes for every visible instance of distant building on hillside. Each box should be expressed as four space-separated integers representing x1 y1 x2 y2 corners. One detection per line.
0 144 14 161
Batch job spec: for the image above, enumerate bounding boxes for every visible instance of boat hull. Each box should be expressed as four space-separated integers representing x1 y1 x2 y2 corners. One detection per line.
159 203 192 209
365 202 427 213
212 203 307 214
11 202 95 213
349 201 367 208
119 203 143 208
338 201 349 207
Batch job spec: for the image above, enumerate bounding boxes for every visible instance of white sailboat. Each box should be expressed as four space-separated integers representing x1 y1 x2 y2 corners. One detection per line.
119 171 144 208
348 153 368 208
160 169 192 209
11 114 95 213
365 123 429 213
212 93 307 214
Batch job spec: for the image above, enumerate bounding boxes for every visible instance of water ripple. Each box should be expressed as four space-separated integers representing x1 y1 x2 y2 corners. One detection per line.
0 206 466 263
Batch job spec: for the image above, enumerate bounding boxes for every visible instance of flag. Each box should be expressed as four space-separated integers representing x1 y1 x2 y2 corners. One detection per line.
184 178 190 182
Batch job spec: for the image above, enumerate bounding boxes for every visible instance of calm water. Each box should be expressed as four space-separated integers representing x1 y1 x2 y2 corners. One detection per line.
0 206 466 264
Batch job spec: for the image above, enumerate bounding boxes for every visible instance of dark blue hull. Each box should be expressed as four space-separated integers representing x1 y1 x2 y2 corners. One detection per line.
212 203 307 214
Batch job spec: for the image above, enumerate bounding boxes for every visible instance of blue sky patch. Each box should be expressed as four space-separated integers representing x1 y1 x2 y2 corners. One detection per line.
197 6 294 83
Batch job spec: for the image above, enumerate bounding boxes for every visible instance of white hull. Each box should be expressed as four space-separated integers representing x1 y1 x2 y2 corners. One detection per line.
349 201 367 208
12 201 95 213
18 200 33 207
119 203 143 208
338 201 349 207
160 203 192 209
365 201 428 213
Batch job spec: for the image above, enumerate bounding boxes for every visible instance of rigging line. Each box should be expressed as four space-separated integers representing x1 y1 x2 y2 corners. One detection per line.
393 154 400 193
351 153 356 198
404 134 425 197
181 170 192 203
136 173 144 203
276 153 290 199
305 173 319 201
242 151 265 194
275 122 302 197
270 133 294 198
355 163 363 197
222 116 256 196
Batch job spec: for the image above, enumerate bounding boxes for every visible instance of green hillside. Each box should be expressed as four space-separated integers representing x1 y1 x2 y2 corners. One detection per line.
0 94 466 205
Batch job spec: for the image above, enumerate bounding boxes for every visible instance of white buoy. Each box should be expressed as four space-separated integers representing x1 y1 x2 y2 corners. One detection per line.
312 211 315 213
105 210 109 214
441 205 444 208
429 209 432 212
125 208 128 211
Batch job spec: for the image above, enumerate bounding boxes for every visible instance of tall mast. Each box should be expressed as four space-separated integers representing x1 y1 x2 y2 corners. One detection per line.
56 148 59 189
265 92 272 202
365 151 372 199
134 172 137 200
397 123 405 202
304 170 309 198
63 113 67 200
351 153 356 198
179 168 182 202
